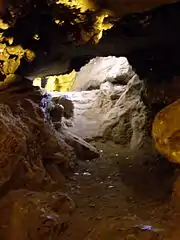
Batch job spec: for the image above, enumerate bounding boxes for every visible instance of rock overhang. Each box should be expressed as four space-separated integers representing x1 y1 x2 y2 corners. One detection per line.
0 0 180 83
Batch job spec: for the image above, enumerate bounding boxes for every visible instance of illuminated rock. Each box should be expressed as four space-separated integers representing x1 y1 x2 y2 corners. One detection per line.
0 30 35 88
0 0 179 82
73 56 134 91
33 70 76 92
58 74 150 151
152 99 180 164
55 0 96 12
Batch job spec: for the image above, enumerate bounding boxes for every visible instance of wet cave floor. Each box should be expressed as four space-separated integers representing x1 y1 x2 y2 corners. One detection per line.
62 141 179 240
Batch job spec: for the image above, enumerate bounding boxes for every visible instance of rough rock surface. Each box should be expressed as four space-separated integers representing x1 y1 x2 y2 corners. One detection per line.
0 189 75 240
97 75 149 149
62 130 99 161
0 77 83 239
51 90 102 139
152 99 180 164
53 74 151 150
41 93 100 160
0 95 77 191
72 56 135 91
52 95 74 119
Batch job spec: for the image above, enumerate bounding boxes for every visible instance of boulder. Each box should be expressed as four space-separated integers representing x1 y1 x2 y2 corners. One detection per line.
72 56 135 91
152 98 180 164
97 75 149 148
66 74 151 150
0 189 75 240
62 130 99 160
40 92 99 161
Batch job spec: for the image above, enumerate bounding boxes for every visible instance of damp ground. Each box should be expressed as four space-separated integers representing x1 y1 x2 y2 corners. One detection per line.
61 141 179 240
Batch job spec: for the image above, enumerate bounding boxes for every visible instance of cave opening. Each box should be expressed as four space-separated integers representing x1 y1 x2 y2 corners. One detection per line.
31 56 176 237
33 56 146 146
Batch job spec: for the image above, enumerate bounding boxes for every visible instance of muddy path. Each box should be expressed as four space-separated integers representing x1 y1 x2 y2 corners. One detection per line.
62 141 178 240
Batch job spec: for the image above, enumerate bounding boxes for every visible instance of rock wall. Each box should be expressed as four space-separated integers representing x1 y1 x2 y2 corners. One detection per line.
0 91 77 238
52 57 153 151
73 56 134 91
0 76 98 238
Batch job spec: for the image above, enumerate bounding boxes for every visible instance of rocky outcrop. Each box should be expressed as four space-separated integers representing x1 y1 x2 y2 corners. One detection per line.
72 57 135 91
40 92 100 161
97 75 149 149
0 0 179 83
0 77 83 238
62 130 99 160
0 95 77 191
55 74 151 150
0 189 75 240
49 57 150 150
152 99 180 164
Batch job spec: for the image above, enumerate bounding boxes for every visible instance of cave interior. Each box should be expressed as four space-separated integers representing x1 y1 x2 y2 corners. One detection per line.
0 0 180 239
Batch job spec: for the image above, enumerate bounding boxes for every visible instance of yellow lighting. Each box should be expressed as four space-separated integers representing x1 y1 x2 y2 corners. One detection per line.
55 0 96 12
33 70 77 92
54 19 65 25
93 11 113 43
152 99 180 164
80 10 114 43
33 34 40 41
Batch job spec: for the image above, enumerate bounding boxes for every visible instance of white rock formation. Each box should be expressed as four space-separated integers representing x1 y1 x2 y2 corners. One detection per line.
51 56 153 150
72 56 135 91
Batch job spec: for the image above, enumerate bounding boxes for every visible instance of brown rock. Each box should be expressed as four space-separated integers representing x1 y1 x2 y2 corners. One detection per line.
72 57 134 91
0 189 75 240
152 98 180 164
0 94 76 191
62 130 99 160
53 95 74 119
67 74 150 150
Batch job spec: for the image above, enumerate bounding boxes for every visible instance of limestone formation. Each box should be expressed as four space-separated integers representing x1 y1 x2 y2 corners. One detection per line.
58 72 151 151
62 130 99 160
72 56 135 91
42 92 100 160
0 0 178 82
47 56 150 150
0 95 78 190
152 99 180 164
0 78 84 238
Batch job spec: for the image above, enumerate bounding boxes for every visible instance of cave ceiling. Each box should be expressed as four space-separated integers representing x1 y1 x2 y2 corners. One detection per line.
0 0 180 84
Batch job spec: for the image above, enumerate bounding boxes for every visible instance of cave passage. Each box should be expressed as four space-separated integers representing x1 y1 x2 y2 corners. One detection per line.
0 1 180 239
32 56 177 239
